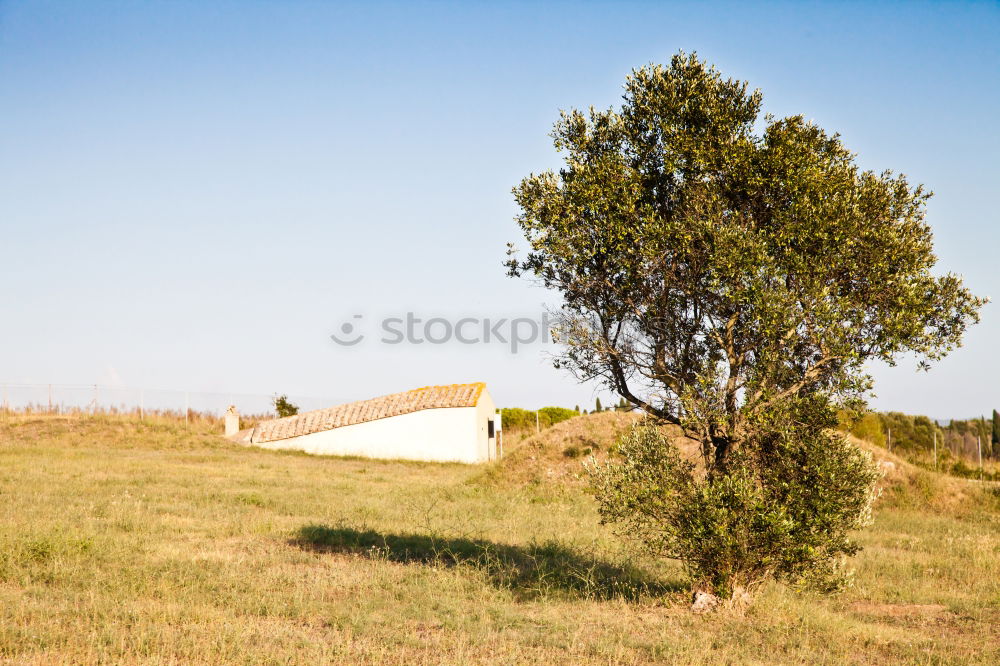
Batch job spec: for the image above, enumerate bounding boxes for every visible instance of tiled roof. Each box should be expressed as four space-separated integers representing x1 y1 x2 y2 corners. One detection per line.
250 383 486 444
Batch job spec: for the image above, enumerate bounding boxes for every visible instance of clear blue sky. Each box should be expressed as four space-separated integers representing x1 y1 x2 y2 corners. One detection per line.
2 0 997 418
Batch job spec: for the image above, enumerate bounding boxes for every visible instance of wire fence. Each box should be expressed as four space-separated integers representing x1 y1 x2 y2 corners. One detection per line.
0 383 344 422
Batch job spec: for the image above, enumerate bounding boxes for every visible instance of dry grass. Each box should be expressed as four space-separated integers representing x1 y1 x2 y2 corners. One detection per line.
1 412 998 664
487 411 645 486
488 411 703 487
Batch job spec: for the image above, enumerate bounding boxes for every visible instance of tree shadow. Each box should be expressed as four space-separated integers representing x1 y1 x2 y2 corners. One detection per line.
292 523 684 602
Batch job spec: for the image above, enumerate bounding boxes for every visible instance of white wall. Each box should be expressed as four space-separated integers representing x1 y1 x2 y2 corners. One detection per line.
476 389 498 462
250 387 500 464
252 405 485 463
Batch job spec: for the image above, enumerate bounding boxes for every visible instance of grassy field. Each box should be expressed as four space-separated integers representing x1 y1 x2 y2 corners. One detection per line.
1 414 999 664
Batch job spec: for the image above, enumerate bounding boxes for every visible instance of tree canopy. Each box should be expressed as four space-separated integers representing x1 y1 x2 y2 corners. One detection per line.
508 52 985 474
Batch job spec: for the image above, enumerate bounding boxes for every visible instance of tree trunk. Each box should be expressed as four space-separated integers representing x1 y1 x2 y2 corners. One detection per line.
711 435 733 476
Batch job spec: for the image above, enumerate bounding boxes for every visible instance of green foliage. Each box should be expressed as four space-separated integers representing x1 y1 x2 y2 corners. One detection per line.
993 410 1000 448
839 411 886 448
840 410 997 464
595 398 603 413
501 406 579 432
589 416 881 598
273 395 299 418
508 51 984 473
538 407 579 427
500 407 535 431
878 412 939 453
509 51 982 600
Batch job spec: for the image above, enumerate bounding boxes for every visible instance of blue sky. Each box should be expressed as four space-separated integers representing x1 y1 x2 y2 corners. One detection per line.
1 0 998 417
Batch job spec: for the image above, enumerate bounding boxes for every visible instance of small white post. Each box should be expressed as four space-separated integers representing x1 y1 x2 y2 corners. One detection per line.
535 410 540 434
887 427 892 452
978 435 983 481
93 384 99 414
224 405 239 437
497 411 503 460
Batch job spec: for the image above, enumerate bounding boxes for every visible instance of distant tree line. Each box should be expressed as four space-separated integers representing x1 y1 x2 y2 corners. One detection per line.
500 407 578 432
501 399 634 434
841 410 999 480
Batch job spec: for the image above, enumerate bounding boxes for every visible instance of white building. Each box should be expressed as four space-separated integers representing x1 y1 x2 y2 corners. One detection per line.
245 383 500 463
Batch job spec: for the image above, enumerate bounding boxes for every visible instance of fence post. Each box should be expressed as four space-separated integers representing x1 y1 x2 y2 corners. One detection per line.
93 384 99 414
978 436 983 482
535 410 540 434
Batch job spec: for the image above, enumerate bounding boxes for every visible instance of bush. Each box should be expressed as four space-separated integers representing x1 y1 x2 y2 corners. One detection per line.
500 408 536 432
273 395 299 418
537 407 578 427
562 444 592 459
501 406 579 432
588 421 881 599
840 411 886 448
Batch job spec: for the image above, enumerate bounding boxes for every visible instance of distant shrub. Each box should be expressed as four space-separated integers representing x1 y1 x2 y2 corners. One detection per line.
538 407 578 428
839 411 886 448
273 395 299 418
562 444 592 459
500 408 536 432
949 458 975 479
502 406 580 432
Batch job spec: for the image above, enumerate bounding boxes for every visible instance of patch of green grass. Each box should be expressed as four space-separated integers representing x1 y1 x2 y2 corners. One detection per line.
0 414 997 664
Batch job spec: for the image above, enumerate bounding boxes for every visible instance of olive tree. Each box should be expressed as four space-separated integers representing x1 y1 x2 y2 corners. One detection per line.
508 53 984 597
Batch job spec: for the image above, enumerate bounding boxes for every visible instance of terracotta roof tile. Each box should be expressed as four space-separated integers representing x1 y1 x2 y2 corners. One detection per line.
250 383 486 444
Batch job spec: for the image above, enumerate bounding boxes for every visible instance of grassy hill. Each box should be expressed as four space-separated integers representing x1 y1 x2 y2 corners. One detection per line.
1 412 999 664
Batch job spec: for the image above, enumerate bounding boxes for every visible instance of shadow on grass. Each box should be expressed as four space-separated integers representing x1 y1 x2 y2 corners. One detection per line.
292 523 684 602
